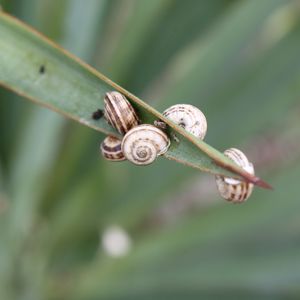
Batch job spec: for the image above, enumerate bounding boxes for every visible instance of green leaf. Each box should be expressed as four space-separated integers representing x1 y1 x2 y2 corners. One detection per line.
0 2 116 298
0 11 269 187
66 158 300 300
62 0 108 62
110 0 235 93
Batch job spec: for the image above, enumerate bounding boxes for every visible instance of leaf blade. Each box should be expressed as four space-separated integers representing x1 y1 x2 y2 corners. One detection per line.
0 11 268 186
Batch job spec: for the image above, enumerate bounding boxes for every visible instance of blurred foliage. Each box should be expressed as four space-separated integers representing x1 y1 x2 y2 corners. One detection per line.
0 0 300 299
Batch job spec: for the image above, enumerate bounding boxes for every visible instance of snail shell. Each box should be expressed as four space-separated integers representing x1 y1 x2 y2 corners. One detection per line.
104 91 140 135
121 124 170 165
215 148 255 203
100 136 125 161
162 104 207 140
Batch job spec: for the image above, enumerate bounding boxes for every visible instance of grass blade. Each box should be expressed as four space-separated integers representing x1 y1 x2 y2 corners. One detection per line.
0 11 268 186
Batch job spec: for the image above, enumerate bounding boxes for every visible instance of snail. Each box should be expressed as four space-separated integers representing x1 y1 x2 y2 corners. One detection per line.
160 104 207 140
215 148 255 203
92 109 104 120
100 136 125 161
121 124 170 165
104 91 140 135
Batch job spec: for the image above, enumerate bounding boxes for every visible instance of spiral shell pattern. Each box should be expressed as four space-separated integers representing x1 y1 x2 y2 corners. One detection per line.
215 148 255 203
121 124 170 165
100 136 125 161
104 91 140 135
162 104 207 140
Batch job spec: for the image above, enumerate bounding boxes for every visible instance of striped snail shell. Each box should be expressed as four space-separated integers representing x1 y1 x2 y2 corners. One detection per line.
121 124 170 165
162 104 207 140
215 148 255 203
104 91 140 135
100 136 125 161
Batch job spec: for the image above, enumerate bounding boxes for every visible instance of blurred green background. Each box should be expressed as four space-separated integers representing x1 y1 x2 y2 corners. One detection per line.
1 0 300 299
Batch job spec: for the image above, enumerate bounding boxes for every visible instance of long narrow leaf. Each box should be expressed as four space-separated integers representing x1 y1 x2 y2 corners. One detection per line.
0 11 269 187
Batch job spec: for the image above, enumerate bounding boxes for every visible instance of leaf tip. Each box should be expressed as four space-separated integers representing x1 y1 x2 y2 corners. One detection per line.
252 177 273 190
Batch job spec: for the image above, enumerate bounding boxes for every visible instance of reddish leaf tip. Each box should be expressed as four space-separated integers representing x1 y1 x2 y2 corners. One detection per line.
252 177 273 190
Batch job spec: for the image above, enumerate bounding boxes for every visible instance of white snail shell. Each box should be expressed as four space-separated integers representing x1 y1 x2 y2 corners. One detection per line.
215 148 255 203
162 104 207 140
100 136 125 161
104 91 140 135
121 124 170 165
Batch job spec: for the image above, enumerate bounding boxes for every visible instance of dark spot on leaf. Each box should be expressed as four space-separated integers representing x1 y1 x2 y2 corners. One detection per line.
92 109 104 120
39 65 46 74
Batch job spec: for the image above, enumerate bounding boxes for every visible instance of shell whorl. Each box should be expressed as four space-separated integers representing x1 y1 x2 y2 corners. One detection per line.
162 104 207 140
121 124 170 165
216 148 254 203
100 136 125 161
104 91 140 135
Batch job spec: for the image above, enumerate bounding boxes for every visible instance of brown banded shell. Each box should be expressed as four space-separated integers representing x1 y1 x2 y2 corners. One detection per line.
162 104 207 140
121 124 170 166
215 148 255 203
100 136 125 161
104 91 140 135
